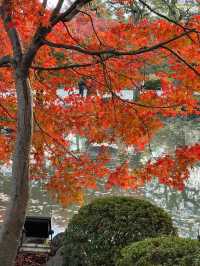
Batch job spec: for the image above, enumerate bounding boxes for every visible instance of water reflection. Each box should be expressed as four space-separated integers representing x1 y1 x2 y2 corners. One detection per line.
0 118 200 239
0 171 200 239
145 176 200 238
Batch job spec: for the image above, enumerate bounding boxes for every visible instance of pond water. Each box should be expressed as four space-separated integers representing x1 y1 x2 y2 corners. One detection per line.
0 118 200 239
1 170 200 239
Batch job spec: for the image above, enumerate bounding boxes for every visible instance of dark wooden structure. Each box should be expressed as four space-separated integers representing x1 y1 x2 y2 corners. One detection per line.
24 216 52 239
17 216 54 265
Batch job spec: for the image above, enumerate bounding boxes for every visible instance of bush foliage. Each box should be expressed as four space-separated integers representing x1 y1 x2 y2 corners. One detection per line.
62 196 176 266
117 236 200 266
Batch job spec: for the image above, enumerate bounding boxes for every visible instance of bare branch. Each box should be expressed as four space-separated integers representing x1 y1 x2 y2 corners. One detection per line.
138 0 187 30
62 22 80 44
42 0 48 9
50 0 65 21
31 55 112 71
112 92 181 109
161 45 200 77
78 10 104 46
52 0 92 25
32 62 95 71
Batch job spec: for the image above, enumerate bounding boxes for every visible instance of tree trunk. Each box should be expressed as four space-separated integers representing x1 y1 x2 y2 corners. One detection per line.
0 72 33 266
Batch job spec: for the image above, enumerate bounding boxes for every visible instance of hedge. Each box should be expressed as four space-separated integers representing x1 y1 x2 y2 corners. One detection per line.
116 236 200 266
62 196 176 266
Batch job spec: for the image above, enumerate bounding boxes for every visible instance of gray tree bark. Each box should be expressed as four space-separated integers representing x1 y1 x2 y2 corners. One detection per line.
0 72 33 266
0 1 92 265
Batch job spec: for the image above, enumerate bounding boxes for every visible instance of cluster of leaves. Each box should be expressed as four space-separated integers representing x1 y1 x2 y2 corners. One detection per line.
134 144 200 191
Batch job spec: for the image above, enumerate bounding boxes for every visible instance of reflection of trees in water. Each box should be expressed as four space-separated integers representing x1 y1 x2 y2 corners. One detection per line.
0 173 144 233
0 172 200 237
145 178 200 238
0 118 199 235
142 118 200 161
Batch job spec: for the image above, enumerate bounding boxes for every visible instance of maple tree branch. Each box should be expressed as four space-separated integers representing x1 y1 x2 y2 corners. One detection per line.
0 55 12 68
42 0 48 9
50 0 65 21
112 91 181 109
106 63 143 91
78 10 104 46
99 56 119 125
25 1 92 71
40 0 48 17
52 0 92 25
161 45 200 77
62 22 80 45
137 0 197 43
31 55 112 71
0 2 22 61
99 56 154 155
33 112 79 160
138 0 187 30
31 62 96 71
43 29 195 57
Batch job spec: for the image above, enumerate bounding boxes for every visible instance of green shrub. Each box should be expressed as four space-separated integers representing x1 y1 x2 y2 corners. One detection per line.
116 236 200 266
62 196 176 266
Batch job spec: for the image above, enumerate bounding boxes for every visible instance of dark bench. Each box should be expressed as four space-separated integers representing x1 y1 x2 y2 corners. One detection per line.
19 216 54 254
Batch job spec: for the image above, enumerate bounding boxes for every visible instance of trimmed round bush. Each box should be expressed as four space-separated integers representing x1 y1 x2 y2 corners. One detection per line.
63 196 176 266
116 236 200 266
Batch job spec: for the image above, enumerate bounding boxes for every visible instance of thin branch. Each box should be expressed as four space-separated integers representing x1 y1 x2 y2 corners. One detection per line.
50 0 65 22
42 29 195 57
138 0 196 43
52 0 92 25
31 55 112 71
29 0 92 60
99 55 119 125
112 91 181 109
32 62 96 71
138 0 187 30
78 10 104 46
42 0 48 9
161 45 200 77
39 0 48 17
33 112 79 160
62 22 80 45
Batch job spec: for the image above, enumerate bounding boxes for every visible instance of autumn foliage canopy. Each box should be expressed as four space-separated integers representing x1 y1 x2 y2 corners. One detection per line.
0 0 200 205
